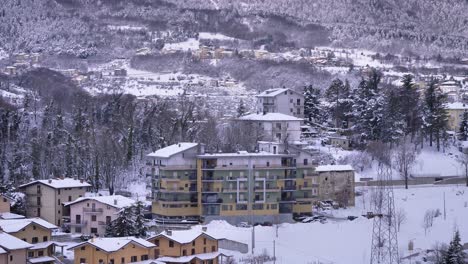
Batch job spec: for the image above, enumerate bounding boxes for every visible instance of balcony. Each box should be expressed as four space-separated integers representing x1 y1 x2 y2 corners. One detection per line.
201 177 223 182
201 187 221 193
223 188 248 193
64 221 87 227
202 198 223 204
83 208 103 214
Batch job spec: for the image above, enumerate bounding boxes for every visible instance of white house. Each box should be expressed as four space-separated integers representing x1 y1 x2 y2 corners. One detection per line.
64 195 136 236
256 88 304 118
238 112 303 143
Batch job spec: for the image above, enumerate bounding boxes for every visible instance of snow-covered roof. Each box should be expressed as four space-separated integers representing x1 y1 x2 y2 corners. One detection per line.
446 102 468 110
0 247 6 254
28 256 56 264
315 165 354 172
147 143 199 158
0 212 25 220
156 252 228 263
198 151 293 158
238 113 302 122
130 260 165 264
0 218 57 233
29 241 66 250
19 178 91 189
148 229 219 244
257 88 302 98
0 232 32 250
68 237 155 253
64 195 135 209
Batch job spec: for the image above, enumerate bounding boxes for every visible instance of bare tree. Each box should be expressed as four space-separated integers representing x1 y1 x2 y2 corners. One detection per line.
394 138 419 189
457 152 468 187
395 208 407 232
422 209 435 235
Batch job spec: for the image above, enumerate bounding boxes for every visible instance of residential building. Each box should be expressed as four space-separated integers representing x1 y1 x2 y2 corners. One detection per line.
446 102 468 132
0 194 11 213
147 229 228 264
315 165 355 207
0 232 32 264
147 143 353 224
439 79 462 103
19 178 91 226
0 218 61 264
237 113 303 143
64 195 136 236
147 143 201 221
68 237 156 264
256 88 304 118
328 135 351 150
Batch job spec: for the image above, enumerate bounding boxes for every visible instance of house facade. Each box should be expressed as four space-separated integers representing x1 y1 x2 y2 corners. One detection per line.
147 143 354 224
147 229 226 264
64 195 136 236
0 194 11 213
446 102 468 132
237 113 302 143
69 237 155 264
315 165 355 207
256 88 304 118
0 232 32 264
19 178 91 226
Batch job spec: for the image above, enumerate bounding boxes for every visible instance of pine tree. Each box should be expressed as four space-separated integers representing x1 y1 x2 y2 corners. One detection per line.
237 99 247 117
459 111 468 141
324 79 352 128
352 69 385 141
105 206 135 237
381 87 405 143
399 74 422 138
303 85 324 125
423 79 448 150
444 230 465 264
132 200 147 237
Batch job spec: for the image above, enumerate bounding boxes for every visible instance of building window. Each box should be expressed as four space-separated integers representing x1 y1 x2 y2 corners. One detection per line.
297 98 301 105
212 245 216 252
68 196 72 202
9 255 12 261
91 228 98 234
43 236 48 242
182 249 187 256
169 241 174 248
91 215 97 222
191 248 195 255
192 241 195 246
28 251 34 258
106 216 112 224
121 257 125 264
57 199 61 205
131 256 137 262
266 162 270 167
141 255 148 261
304 159 308 165
33 225 36 230
204 238 207 245
58 189 61 195
81 246 86 250
204 247 207 253
79 258 86 263
109 259 114 264
154 239 159 246
75 227 81 233
32 237 38 244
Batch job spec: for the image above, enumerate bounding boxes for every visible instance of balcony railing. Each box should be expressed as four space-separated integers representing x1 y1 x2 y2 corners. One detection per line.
64 221 87 227
83 208 103 214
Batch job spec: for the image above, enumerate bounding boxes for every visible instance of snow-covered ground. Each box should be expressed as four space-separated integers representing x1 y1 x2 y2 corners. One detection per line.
198 185 468 264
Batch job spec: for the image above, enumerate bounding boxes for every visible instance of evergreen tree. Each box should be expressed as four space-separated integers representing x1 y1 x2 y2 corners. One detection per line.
105 206 135 237
325 79 352 128
423 80 448 150
381 87 405 143
236 99 247 117
352 69 385 141
399 74 422 138
444 230 465 264
303 85 324 125
459 111 468 141
132 200 147 237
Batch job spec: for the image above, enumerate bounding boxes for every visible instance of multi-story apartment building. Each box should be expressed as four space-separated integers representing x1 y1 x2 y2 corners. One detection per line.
256 88 304 118
147 229 228 263
19 178 91 226
148 143 355 224
69 237 156 264
64 195 136 236
147 143 201 221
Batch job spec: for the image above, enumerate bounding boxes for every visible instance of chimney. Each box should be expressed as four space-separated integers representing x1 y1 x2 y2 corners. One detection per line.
114 199 117 206
166 230 172 236
48 179 52 184
202 226 207 232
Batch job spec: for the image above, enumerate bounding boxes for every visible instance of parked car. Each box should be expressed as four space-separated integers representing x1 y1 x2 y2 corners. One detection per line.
238 222 251 228
302 215 326 223
347 216 358 221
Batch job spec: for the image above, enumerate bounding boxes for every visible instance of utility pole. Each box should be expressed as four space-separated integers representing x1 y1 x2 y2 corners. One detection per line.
370 163 399 264
248 156 255 255
443 192 446 220
273 240 276 264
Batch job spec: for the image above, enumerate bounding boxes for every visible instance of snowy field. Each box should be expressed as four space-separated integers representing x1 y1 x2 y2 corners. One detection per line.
198 185 468 264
